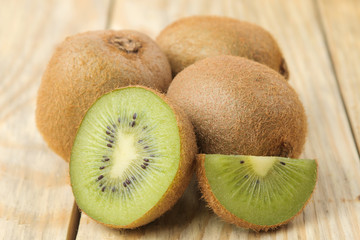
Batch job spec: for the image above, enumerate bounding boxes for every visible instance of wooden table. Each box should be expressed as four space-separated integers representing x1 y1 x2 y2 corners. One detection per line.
1 0 360 239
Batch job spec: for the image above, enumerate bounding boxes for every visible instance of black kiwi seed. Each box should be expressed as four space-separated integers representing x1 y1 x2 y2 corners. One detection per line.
240 160 244 164
132 176 136 181
123 182 127 187
130 121 136 127
98 175 104 180
107 139 114 143
102 186 106 192
103 158 110 162
141 165 146 169
144 146 149 149
126 179 131 184
133 113 137 119
144 158 149 162
144 163 149 166
107 143 112 148
100 166 105 170
118 117 121 123
280 161 286 165
99 183 103 187
106 125 115 133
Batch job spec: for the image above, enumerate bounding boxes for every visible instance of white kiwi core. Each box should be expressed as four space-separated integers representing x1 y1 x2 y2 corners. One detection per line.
110 133 139 178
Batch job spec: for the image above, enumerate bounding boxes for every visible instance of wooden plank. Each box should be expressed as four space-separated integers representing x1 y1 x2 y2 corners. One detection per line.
76 0 360 239
0 0 110 239
316 0 360 153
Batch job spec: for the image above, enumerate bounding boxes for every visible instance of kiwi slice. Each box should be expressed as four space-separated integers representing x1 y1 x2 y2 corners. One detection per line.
70 86 197 228
196 154 318 231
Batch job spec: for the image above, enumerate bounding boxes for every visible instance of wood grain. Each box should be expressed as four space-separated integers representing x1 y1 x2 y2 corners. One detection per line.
0 0 110 239
316 0 360 153
75 0 360 239
1 0 360 239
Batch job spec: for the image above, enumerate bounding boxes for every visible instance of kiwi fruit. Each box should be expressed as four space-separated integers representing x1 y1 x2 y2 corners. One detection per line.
70 86 197 228
167 56 307 158
36 30 172 161
156 16 289 78
196 154 318 231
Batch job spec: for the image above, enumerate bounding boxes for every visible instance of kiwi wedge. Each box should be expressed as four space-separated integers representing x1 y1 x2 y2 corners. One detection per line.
36 30 172 162
156 16 288 78
196 154 318 231
70 86 197 228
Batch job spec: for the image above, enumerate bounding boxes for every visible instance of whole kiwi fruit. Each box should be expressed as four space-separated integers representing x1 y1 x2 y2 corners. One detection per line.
156 16 289 78
36 30 172 161
167 56 307 158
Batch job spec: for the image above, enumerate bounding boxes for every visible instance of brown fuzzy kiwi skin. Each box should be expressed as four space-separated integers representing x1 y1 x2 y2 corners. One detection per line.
196 154 318 232
167 55 307 158
156 15 289 79
36 30 172 162
71 86 198 229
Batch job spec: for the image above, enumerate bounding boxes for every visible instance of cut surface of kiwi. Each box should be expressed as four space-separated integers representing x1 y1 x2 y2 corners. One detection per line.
196 154 318 231
70 86 196 228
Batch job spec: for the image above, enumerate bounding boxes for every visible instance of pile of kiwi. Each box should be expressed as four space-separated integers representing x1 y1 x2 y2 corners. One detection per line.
36 16 317 232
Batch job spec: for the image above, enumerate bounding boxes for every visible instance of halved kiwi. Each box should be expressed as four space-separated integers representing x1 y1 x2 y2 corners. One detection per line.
70 86 197 228
196 154 318 231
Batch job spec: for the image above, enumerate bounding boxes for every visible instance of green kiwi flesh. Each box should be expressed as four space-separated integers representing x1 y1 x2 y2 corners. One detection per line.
70 87 195 228
197 154 317 231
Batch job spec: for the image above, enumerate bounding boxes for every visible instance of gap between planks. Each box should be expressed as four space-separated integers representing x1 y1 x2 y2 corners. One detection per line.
106 0 116 30
67 202 81 240
66 1 117 239
313 0 360 159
